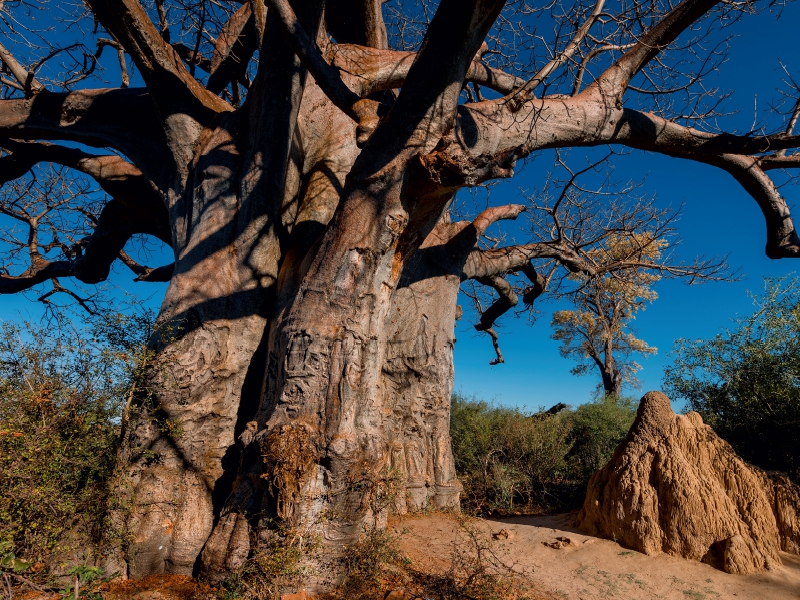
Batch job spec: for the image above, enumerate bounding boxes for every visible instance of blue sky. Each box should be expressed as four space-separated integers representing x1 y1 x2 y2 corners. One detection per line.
2 1 799 412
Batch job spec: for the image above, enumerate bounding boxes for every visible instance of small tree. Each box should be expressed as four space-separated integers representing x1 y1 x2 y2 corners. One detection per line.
663 277 800 481
551 234 661 396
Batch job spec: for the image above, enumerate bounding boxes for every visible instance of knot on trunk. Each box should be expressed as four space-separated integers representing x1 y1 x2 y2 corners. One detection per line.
416 142 530 190
353 99 383 148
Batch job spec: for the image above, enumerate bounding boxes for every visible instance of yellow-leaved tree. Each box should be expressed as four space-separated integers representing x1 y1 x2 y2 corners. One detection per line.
551 233 665 396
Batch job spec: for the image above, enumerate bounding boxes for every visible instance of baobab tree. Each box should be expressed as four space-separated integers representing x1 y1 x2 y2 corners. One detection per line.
1 0 800 583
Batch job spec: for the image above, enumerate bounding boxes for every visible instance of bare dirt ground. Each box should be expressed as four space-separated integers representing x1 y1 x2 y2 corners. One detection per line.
395 512 800 600
23 513 796 600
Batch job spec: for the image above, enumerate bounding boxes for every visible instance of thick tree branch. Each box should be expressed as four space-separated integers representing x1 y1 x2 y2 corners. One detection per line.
587 0 722 102
0 140 171 244
602 112 800 258
464 243 588 280
455 95 800 261
519 264 547 305
0 260 73 294
473 275 516 365
473 275 517 331
361 0 506 159
611 109 800 156
330 44 525 97
0 88 171 181
472 204 526 235
471 265 548 365
571 44 634 96
85 0 231 121
118 249 174 281
207 3 258 94
0 194 172 293
701 154 800 258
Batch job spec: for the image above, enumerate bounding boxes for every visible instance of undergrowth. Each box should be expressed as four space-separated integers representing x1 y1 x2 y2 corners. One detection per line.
220 525 319 600
0 315 151 571
319 517 537 600
451 392 636 515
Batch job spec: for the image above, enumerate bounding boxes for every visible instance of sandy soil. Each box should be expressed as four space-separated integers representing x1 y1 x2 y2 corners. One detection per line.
395 513 800 600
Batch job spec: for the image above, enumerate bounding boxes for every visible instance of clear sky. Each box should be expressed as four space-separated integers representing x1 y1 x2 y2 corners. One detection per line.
1 2 799 412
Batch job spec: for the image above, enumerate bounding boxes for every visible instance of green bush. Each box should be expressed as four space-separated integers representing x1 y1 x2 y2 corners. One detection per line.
567 394 637 481
0 316 148 564
664 277 800 481
450 392 636 514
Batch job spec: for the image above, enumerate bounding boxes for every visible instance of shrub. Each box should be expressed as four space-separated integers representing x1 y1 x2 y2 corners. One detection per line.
663 277 800 481
220 526 312 600
566 394 637 481
0 316 148 565
451 394 567 513
450 392 637 514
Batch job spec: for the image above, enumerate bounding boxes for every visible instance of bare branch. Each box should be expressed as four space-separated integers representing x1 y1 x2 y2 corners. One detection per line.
472 204 526 235
38 280 100 316
172 43 213 73
85 0 231 121
0 140 170 241
587 0 722 102
509 0 606 108
0 40 44 95
758 154 800 171
330 44 525 97
97 39 130 88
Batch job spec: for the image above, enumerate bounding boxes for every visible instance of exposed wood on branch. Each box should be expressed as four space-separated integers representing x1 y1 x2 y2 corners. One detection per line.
330 44 525 97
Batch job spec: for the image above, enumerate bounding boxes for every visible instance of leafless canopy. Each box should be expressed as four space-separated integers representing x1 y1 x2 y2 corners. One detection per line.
0 0 797 313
